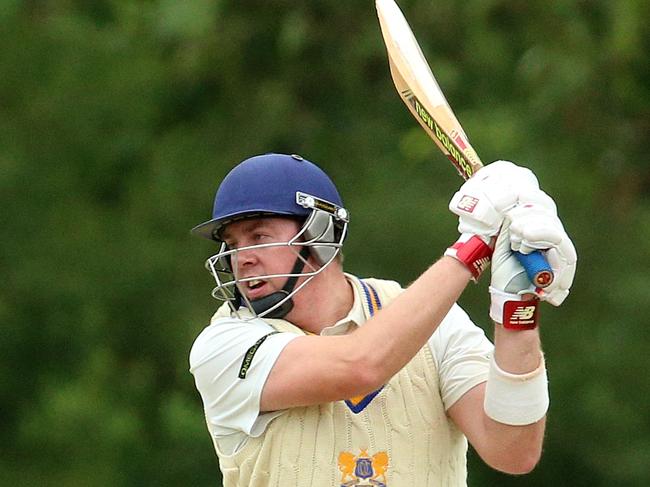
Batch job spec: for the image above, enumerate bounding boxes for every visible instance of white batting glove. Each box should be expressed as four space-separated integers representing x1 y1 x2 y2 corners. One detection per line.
489 197 577 328
446 160 540 280
449 160 541 243
506 198 577 306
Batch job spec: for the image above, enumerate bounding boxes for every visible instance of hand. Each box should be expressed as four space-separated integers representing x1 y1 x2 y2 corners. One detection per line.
505 194 577 306
449 160 540 243
490 193 577 325
446 160 541 280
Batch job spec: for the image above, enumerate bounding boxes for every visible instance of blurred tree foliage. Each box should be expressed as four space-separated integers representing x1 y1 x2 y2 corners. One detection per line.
1 0 649 485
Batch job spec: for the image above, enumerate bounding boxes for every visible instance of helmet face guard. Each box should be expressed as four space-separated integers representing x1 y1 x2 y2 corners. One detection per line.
192 153 349 320
204 193 349 319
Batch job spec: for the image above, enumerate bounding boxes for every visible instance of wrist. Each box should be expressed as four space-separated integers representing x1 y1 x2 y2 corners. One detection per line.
444 233 493 281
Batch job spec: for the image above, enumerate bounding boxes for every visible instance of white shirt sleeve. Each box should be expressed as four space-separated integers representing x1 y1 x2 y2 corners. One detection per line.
189 317 299 438
428 304 494 410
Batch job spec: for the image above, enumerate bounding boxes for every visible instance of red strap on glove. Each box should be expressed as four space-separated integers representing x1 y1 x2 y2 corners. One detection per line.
445 234 493 280
502 299 540 330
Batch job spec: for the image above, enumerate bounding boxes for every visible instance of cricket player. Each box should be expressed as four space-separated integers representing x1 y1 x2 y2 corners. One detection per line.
189 153 576 486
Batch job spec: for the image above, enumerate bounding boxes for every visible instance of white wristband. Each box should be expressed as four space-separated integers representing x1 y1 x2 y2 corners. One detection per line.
483 353 549 426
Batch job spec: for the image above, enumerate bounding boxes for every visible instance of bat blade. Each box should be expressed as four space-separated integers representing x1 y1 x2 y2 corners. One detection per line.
376 0 481 180
376 0 554 289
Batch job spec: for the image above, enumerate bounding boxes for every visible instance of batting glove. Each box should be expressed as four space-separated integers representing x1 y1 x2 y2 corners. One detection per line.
446 160 540 279
490 196 577 327
449 160 541 241
506 196 577 306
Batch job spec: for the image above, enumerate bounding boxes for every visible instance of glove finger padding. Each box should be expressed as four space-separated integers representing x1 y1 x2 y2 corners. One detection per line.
499 202 577 307
518 189 558 213
509 213 565 253
449 160 541 241
540 241 577 306
475 160 540 189
507 200 565 254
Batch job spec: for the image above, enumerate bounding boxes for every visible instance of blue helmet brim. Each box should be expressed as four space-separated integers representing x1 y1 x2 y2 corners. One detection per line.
191 210 304 241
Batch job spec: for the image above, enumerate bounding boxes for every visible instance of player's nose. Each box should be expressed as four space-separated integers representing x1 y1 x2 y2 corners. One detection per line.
234 247 259 268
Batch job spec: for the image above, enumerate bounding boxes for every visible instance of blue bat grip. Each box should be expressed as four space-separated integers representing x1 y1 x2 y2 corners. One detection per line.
515 250 554 288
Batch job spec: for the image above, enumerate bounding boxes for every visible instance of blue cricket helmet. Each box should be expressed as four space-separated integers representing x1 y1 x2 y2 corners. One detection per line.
192 153 344 241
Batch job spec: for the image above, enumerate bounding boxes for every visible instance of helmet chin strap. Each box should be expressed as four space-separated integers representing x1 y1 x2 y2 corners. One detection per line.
249 246 312 319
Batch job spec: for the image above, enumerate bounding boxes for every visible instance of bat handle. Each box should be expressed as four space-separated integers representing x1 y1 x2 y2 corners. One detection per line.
515 250 554 289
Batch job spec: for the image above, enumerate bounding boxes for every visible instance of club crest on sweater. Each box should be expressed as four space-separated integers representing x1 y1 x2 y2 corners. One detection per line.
338 449 389 487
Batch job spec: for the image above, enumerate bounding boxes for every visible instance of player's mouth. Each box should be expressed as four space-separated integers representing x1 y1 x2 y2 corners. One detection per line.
244 279 268 299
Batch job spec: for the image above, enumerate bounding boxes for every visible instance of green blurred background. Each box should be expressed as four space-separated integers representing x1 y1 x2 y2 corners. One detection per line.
2 0 649 485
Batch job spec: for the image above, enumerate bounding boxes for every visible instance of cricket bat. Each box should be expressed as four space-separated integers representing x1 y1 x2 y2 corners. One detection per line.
376 0 553 288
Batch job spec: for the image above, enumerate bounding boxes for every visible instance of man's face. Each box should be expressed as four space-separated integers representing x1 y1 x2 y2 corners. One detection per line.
220 217 305 301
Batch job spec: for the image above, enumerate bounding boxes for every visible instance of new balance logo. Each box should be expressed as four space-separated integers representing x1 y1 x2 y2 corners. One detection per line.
512 306 536 321
456 195 479 213
504 301 539 330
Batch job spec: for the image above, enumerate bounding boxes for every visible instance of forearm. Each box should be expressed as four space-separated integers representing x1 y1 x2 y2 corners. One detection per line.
482 325 546 472
452 342 547 475
480 410 546 474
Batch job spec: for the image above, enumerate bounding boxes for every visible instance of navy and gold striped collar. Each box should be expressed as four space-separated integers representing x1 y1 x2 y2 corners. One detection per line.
358 278 381 318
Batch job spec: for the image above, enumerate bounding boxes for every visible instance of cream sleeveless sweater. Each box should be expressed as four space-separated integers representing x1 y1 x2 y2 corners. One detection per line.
212 277 468 487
